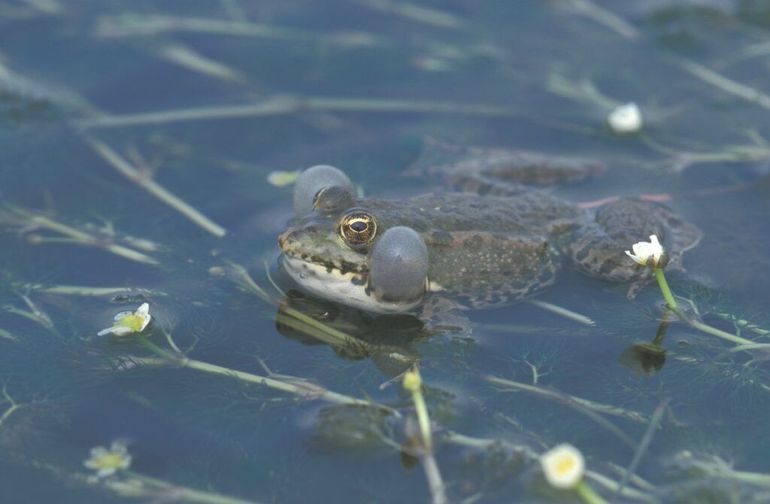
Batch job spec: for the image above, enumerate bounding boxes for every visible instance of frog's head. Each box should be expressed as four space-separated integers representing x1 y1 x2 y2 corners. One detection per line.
278 185 429 313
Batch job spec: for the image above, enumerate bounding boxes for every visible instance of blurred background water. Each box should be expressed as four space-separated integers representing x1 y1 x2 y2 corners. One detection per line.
2 1 770 502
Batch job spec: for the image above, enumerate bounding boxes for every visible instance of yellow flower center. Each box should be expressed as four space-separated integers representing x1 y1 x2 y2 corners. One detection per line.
555 456 576 475
93 452 127 470
117 314 145 332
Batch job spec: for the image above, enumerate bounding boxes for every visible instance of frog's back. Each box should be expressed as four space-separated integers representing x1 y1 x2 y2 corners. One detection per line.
364 192 576 308
367 192 579 236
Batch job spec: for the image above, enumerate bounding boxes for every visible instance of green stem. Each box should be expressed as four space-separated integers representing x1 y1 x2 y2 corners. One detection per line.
140 337 175 359
411 388 432 451
650 310 670 347
652 269 754 346
653 268 678 311
725 468 770 487
644 266 764 348
136 339 399 415
125 471 255 504
576 480 609 504
688 318 754 346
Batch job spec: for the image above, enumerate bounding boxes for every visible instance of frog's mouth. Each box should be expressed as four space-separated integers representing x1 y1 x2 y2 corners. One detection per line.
279 255 423 314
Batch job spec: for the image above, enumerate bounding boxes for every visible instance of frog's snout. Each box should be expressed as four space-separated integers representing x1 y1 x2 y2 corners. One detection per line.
277 229 291 251
278 223 320 253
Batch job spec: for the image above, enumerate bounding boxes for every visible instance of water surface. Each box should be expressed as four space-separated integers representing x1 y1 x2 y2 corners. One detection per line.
1 1 770 503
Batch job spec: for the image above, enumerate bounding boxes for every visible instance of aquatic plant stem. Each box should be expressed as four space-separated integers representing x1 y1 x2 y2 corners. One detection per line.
652 269 755 346
687 318 754 346
134 339 399 416
584 471 654 502
0 206 158 264
76 95 516 129
422 454 448 504
4 304 52 329
354 0 464 28
30 215 157 264
619 399 669 495
483 375 639 448
31 285 163 297
444 432 655 502
85 137 227 237
567 0 638 40
411 383 432 452
125 471 255 504
94 14 382 46
404 368 447 504
576 480 609 504
528 299 595 325
0 328 17 341
653 268 677 311
484 375 648 423
31 457 256 504
680 60 770 111
226 261 412 361
0 386 23 428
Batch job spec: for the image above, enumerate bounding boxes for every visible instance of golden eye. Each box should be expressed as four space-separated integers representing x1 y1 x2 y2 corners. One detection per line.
339 211 377 247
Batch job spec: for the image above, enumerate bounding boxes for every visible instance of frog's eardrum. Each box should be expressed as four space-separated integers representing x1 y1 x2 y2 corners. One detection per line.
369 226 428 302
293 165 354 215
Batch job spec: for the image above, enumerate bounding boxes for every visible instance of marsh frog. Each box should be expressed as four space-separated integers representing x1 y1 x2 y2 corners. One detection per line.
277 144 702 324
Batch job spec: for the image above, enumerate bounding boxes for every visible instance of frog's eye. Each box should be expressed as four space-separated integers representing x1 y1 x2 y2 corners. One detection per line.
339 211 377 247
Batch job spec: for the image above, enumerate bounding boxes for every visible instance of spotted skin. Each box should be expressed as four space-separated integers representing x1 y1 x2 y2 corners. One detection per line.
570 198 702 283
423 231 558 308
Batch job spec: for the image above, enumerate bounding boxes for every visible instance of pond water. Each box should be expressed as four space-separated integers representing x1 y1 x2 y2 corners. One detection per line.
2 1 770 503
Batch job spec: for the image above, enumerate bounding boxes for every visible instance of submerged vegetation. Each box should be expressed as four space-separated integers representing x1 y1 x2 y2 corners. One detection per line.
2 0 770 502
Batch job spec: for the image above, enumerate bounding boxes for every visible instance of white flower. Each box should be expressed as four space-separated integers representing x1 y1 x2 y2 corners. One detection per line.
83 441 132 477
97 303 152 337
625 234 666 268
607 102 643 134
540 443 585 489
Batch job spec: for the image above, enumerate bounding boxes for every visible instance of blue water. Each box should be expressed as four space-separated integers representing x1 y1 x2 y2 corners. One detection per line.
1 1 770 503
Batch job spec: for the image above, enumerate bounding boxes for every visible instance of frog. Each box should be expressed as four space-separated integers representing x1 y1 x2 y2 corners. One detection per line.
277 143 702 329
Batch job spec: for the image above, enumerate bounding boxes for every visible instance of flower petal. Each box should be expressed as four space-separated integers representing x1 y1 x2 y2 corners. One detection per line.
110 326 135 336
113 310 133 322
625 250 644 266
540 443 585 489
97 467 117 478
627 234 667 268
137 313 151 332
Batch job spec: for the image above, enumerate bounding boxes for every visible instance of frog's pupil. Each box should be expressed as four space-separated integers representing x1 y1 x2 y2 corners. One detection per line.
351 221 367 232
